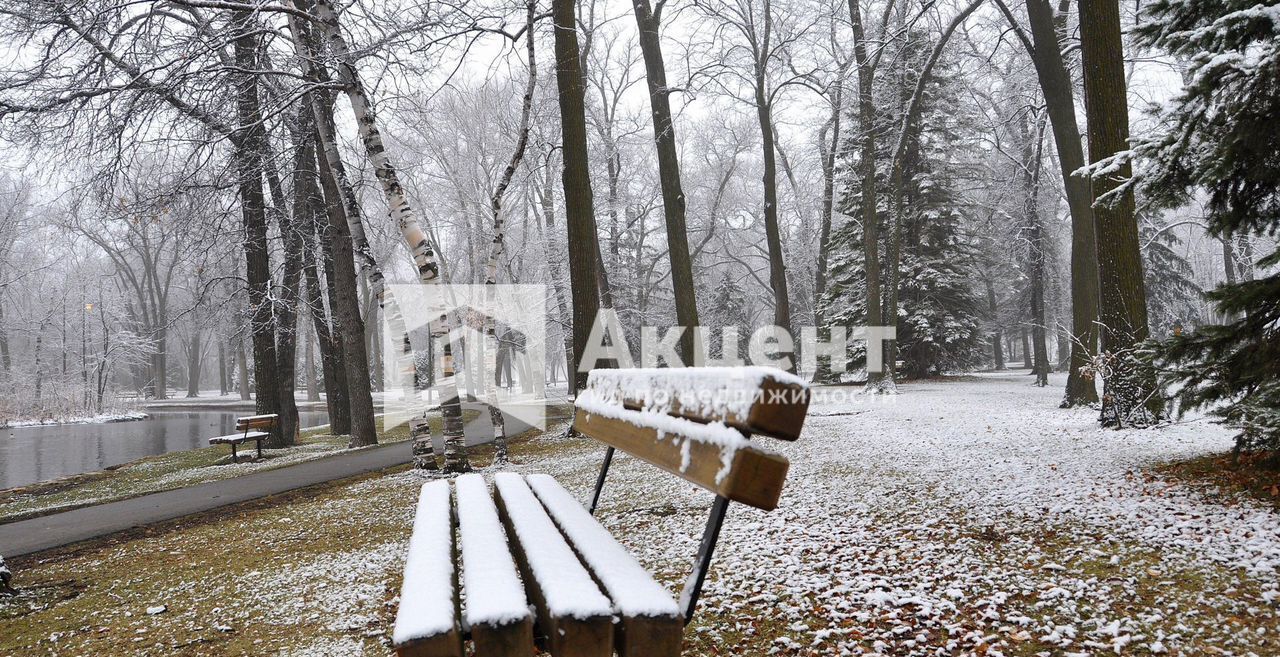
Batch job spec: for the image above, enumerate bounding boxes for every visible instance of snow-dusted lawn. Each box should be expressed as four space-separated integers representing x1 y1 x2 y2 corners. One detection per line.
0 410 148 428
2 372 1276 656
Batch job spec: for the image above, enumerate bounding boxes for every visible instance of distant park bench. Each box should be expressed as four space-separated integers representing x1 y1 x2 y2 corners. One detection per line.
392 366 810 657
208 414 278 463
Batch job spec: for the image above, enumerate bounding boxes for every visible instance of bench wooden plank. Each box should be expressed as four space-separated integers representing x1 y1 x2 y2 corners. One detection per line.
583 367 810 441
236 414 278 430
454 474 533 656
393 481 462 657
492 473 613 657
572 406 790 511
525 474 682 657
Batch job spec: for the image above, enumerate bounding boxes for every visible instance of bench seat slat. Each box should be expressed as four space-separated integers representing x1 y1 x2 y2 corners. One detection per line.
454 474 533 655
393 481 462 657
573 405 790 511
525 474 682 657
492 473 613 657
208 431 269 445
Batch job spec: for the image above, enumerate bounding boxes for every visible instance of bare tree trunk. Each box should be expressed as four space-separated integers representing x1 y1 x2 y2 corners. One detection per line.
0 301 9 373
305 214 351 433
218 336 228 395
33 328 43 407
848 0 885 388
304 318 319 402
232 14 282 436
314 131 379 447
1222 235 1239 285
1079 0 1161 427
986 278 1006 369
236 334 251 401
814 70 844 328
186 327 201 397
552 0 603 394
752 4 794 367
633 0 700 362
1021 112 1051 386
1023 0 1101 406
271 109 321 448
538 156 578 387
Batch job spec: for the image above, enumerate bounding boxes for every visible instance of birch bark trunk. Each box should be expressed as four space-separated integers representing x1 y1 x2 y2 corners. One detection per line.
306 0 469 469
480 0 538 462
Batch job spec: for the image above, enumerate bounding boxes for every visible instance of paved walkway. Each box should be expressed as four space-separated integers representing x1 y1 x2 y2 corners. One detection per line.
0 440 414 557
1 405 540 557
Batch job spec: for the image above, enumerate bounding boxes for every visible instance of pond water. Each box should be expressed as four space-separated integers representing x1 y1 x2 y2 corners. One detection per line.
0 409 329 490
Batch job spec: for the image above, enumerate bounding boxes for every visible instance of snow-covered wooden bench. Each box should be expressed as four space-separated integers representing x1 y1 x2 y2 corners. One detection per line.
208 413 277 463
392 366 809 657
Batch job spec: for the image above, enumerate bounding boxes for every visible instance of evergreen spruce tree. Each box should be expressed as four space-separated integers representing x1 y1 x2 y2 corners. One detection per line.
1139 212 1202 337
819 31 984 379
705 270 750 362
1135 0 1280 454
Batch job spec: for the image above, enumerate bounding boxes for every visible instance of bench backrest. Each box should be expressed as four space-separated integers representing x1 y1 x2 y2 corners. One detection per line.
572 367 809 511
236 414 279 432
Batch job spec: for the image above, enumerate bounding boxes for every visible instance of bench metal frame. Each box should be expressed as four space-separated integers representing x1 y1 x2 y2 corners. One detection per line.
588 444 732 625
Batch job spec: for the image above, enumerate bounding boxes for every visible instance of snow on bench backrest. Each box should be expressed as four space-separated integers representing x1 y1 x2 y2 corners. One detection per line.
582 366 810 440
454 474 532 636
574 382 792 510
392 480 461 653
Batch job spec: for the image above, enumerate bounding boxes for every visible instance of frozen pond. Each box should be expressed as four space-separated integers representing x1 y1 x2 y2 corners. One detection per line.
0 409 329 490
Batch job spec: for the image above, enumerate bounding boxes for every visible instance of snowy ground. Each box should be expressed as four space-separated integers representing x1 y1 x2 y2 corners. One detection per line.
3 372 1277 656
552 371 1277 656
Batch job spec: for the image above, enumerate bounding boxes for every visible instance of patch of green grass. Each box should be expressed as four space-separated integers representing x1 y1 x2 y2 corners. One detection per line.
0 468 413 656
0 423 576 656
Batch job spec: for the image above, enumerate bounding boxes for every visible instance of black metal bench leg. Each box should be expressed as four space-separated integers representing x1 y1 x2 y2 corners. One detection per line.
679 494 730 624
230 443 238 463
589 446 615 515
257 438 263 459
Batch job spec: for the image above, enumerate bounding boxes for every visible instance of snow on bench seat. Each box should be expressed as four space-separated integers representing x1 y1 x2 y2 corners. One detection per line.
393 480 462 657
574 390 791 510
492 472 614 656
454 473 533 655
208 431 269 444
525 473 682 657
583 366 810 440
